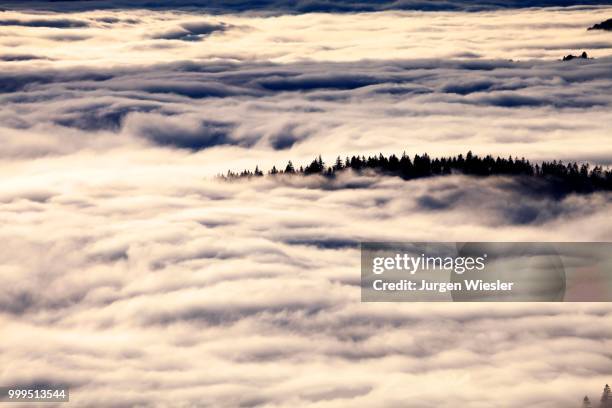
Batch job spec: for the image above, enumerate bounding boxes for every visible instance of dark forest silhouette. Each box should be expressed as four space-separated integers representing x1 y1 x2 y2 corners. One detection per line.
222 151 612 195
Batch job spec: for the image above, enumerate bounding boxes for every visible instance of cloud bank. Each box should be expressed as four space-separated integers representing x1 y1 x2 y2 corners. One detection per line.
1 169 612 407
1 56 612 163
2 8 612 65
1 8 611 166
1 5 612 408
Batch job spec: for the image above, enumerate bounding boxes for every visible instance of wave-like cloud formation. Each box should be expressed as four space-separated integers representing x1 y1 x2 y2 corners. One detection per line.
1 170 611 407
1 6 612 408
2 57 612 163
0 8 611 165
1 8 612 65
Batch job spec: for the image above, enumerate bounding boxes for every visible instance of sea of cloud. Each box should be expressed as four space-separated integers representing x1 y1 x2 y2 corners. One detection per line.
2 7 612 63
2 169 612 407
1 5 612 408
1 8 612 165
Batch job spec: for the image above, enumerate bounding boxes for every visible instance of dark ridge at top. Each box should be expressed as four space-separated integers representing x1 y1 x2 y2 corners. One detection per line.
3 0 612 13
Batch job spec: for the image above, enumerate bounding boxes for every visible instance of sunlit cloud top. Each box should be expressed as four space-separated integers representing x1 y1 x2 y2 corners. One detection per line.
0 7 611 68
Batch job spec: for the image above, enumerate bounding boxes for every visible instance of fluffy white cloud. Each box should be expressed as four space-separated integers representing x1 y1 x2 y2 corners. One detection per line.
2 56 612 163
1 8 612 66
1 167 612 406
1 5 611 408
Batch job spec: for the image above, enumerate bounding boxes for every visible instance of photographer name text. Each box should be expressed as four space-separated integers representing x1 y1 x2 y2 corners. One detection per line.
372 279 515 293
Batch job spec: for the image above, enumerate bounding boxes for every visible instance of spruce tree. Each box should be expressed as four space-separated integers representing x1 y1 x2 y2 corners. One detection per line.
334 156 343 171
284 161 295 174
601 384 611 408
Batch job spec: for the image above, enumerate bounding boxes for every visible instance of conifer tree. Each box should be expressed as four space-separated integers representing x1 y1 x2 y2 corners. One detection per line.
583 396 592 408
285 161 295 174
333 156 343 171
601 384 611 408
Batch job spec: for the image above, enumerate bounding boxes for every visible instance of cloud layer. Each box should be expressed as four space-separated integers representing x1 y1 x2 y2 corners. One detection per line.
1 5 612 408
2 56 612 164
1 8 611 165
2 8 612 65
1 169 612 407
